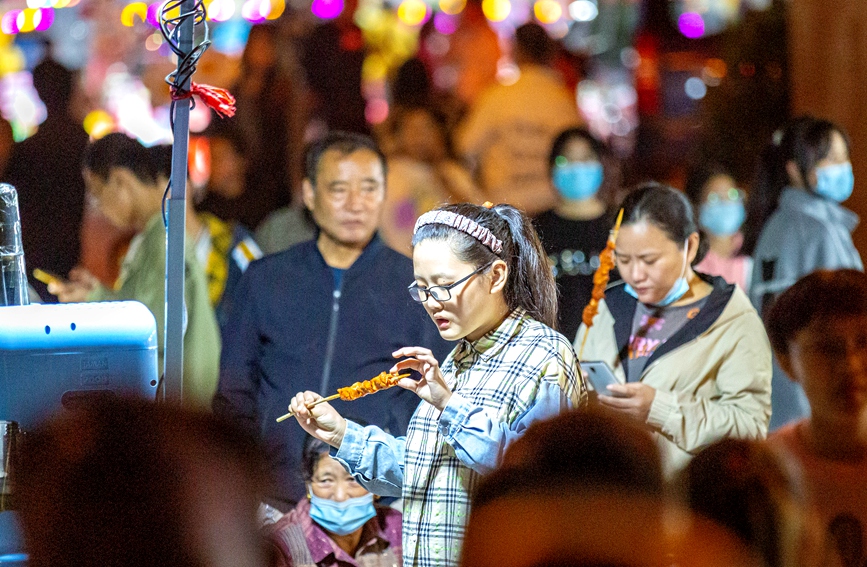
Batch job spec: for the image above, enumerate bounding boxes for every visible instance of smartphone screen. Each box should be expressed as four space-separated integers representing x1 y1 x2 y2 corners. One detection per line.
582 361 620 394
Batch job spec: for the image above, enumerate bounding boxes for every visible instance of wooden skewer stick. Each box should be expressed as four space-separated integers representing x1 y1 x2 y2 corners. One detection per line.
275 373 412 423
578 208 624 361
276 394 340 423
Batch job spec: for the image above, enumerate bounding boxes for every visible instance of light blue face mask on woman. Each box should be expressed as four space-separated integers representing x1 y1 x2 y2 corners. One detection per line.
624 240 690 307
699 200 745 237
815 161 854 203
552 161 604 201
309 492 376 536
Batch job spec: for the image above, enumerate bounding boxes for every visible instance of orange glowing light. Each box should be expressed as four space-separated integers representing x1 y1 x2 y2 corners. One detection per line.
534 0 561 23
397 0 427 26
482 0 510 22
439 0 465 15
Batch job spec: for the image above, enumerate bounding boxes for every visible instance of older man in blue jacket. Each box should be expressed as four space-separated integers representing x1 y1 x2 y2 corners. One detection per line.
214 132 450 507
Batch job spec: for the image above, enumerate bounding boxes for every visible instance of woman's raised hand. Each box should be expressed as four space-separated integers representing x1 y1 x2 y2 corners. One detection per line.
290 391 347 448
391 347 452 412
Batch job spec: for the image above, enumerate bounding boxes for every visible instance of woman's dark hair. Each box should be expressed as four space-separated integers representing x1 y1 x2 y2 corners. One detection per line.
83 132 164 184
765 269 867 356
741 116 850 256
392 57 432 108
411 203 557 328
547 128 605 172
300 417 369 483
683 162 735 207
300 435 330 483
681 439 797 567
619 182 708 265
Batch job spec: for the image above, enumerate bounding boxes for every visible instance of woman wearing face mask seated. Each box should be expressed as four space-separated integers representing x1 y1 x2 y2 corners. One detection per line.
577 183 772 475
265 434 402 567
533 128 618 342
684 163 752 293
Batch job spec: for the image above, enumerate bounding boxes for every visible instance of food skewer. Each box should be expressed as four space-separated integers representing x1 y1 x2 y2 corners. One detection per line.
578 208 624 361
276 372 411 423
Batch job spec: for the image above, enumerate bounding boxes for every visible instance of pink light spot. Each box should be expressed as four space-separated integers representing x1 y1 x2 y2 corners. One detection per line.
35 8 54 31
1 10 20 34
311 0 343 19
678 12 704 39
146 2 161 28
434 11 458 34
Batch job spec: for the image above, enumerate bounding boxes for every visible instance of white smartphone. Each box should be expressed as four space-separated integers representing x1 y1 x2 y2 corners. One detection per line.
581 360 621 395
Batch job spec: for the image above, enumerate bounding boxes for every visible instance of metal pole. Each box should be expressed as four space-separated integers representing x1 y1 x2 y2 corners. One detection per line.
163 0 196 404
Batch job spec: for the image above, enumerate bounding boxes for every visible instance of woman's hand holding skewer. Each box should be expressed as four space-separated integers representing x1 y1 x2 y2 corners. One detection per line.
391 346 452 412
290 391 347 448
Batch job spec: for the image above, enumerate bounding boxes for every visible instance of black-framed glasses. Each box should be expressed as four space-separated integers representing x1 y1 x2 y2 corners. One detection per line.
408 262 494 303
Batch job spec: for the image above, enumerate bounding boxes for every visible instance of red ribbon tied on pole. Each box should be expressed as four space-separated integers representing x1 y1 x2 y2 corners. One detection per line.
170 81 236 118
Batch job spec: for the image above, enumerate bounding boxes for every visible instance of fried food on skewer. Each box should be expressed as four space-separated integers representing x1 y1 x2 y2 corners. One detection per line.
276 371 411 422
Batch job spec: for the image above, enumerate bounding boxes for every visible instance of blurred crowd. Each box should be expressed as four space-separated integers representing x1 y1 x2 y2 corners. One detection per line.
0 7 865 567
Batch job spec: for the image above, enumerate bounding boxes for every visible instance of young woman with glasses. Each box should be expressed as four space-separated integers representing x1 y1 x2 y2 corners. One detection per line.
289 202 587 567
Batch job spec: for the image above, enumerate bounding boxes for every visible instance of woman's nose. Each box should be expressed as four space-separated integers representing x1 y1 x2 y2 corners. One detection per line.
332 484 349 502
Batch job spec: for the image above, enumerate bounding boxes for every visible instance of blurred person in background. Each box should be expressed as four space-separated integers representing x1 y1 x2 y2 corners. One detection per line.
148 142 261 332
441 0 501 109
15 398 269 567
264 434 402 567
378 105 482 255
680 438 821 567
766 270 867 567
684 163 752 292
5 56 88 303
456 22 582 215
578 184 771 476
231 24 304 227
301 0 368 135
195 121 255 227
748 117 863 431
534 127 618 341
48 133 220 409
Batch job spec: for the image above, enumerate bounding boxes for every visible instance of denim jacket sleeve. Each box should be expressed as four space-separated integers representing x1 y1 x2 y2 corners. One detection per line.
331 420 406 498
437 380 572 475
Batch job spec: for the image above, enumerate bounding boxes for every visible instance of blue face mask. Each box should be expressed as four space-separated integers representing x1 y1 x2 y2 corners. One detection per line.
309 492 376 536
624 240 690 307
699 201 746 237
815 162 854 203
552 161 604 201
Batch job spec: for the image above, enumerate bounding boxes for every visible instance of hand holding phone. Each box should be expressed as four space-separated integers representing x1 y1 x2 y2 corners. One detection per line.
581 360 626 397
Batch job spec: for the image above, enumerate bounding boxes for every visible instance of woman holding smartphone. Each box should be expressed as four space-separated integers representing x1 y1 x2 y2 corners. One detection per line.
578 183 772 475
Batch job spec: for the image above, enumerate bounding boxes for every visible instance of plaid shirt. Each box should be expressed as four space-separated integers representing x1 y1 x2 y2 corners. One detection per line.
335 308 586 567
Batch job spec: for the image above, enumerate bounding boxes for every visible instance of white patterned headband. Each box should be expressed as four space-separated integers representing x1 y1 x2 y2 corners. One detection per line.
413 210 504 255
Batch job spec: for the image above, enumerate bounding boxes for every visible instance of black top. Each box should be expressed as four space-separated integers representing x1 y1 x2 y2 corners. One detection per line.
533 210 614 341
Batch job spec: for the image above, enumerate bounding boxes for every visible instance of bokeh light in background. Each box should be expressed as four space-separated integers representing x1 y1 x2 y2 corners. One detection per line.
482 0 510 23
0 0 777 152
0 71 45 140
567 0 596 22
533 0 561 25
397 0 428 27
310 0 343 19
677 12 705 39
